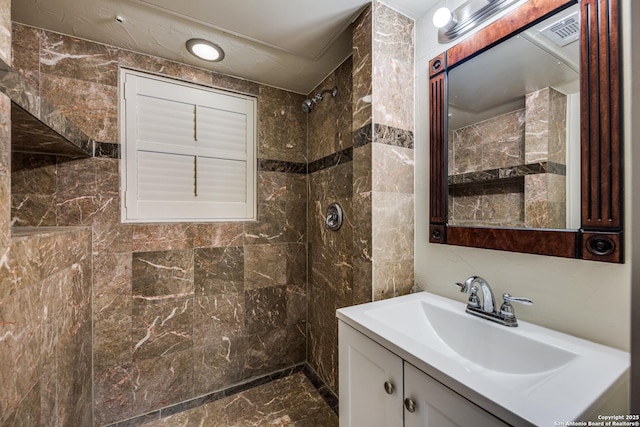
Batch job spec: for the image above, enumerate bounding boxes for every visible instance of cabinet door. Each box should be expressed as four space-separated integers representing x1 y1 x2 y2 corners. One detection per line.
404 363 510 427
339 322 403 427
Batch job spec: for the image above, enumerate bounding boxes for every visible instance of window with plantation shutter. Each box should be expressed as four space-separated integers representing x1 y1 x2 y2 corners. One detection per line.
120 69 257 222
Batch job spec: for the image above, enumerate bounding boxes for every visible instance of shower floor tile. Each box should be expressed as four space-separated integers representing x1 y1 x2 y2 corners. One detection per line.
142 372 339 426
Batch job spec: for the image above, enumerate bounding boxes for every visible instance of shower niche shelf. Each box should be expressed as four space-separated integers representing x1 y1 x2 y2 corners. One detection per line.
0 68 94 158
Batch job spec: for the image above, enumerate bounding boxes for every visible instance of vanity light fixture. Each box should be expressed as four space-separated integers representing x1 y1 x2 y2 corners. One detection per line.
434 0 525 43
186 38 225 62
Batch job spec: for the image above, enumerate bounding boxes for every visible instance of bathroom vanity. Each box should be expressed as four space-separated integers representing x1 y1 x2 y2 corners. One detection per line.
337 292 629 427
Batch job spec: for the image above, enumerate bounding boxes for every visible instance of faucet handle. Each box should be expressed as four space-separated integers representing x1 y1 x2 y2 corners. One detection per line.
502 293 533 306
500 293 532 322
454 282 469 293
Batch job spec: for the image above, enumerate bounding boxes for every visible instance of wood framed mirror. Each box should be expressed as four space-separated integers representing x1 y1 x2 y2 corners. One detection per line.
429 0 622 263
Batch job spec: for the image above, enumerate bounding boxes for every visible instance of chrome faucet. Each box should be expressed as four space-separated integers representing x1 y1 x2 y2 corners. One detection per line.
454 276 532 327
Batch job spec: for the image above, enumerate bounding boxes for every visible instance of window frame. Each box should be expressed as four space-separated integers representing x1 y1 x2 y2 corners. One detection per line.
119 68 257 223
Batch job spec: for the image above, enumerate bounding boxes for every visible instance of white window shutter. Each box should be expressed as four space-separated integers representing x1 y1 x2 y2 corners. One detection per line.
121 69 257 222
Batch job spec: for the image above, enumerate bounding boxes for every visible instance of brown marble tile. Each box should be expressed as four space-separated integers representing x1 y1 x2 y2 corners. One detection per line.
194 293 244 344
245 285 287 334
131 296 193 360
193 335 245 396
211 72 260 96
244 244 287 290
132 249 194 298
309 162 352 201
0 234 43 297
481 186 524 224
11 152 57 194
307 270 340 386
353 143 372 194
371 192 413 299
0 175 9 250
131 349 194 415
525 87 567 165
373 1 414 132
93 363 135 425
352 5 373 132
118 50 183 80
307 58 353 163
219 381 288 425
0 282 42 422
286 242 307 287
372 143 414 194
178 64 212 86
11 194 57 227
352 191 372 262
132 224 193 252
244 325 306 379
40 73 118 142
0 96 9 242
190 222 244 248
40 31 119 86
93 222 133 254
0 0 10 67
3 381 41 427
259 85 307 164
93 253 132 367
286 285 306 326
480 110 525 170
451 126 482 174
195 246 244 296
11 24 40 92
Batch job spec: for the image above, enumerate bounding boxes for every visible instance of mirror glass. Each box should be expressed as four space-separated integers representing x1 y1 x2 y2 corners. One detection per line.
447 4 580 230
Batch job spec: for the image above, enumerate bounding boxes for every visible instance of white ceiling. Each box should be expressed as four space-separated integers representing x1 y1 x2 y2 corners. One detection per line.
11 0 437 94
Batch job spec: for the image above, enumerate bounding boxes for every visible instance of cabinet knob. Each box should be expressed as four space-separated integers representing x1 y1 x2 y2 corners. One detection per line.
404 398 416 413
383 381 394 394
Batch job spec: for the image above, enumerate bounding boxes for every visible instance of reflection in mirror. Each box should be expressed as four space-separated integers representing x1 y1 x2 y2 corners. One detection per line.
447 5 581 230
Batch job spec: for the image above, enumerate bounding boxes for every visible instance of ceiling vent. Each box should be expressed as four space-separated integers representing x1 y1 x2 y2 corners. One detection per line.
540 12 580 47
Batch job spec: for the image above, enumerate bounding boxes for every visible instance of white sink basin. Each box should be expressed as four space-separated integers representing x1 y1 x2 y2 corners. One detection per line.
337 292 629 426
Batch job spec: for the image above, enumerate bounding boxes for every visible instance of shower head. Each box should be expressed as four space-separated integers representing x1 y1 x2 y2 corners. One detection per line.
302 86 338 113
302 98 315 113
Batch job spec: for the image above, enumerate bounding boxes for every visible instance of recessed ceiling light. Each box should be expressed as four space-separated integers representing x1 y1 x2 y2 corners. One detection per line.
186 38 225 62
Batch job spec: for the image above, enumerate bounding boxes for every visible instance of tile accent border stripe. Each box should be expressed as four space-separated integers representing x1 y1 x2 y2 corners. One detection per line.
308 147 353 174
259 159 307 174
104 363 339 427
448 161 567 186
354 123 414 149
94 141 120 158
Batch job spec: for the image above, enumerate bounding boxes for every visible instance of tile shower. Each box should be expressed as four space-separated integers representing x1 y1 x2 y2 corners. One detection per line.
0 1 415 425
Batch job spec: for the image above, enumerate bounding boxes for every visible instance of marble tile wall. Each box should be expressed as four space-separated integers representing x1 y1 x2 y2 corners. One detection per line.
306 3 416 396
0 0 10 256
0 0 9 67
449 109 526 175
0 227 93 426
371 1 415 300
448 110 526 226
1 94 9 251
10 23 308 425
307 58 354 394
525 87 567 165
351 5 374 310
448 87 566 228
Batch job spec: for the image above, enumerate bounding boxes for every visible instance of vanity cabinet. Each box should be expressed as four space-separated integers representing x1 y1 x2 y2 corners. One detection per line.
338 320 403 426
339 321 509 427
